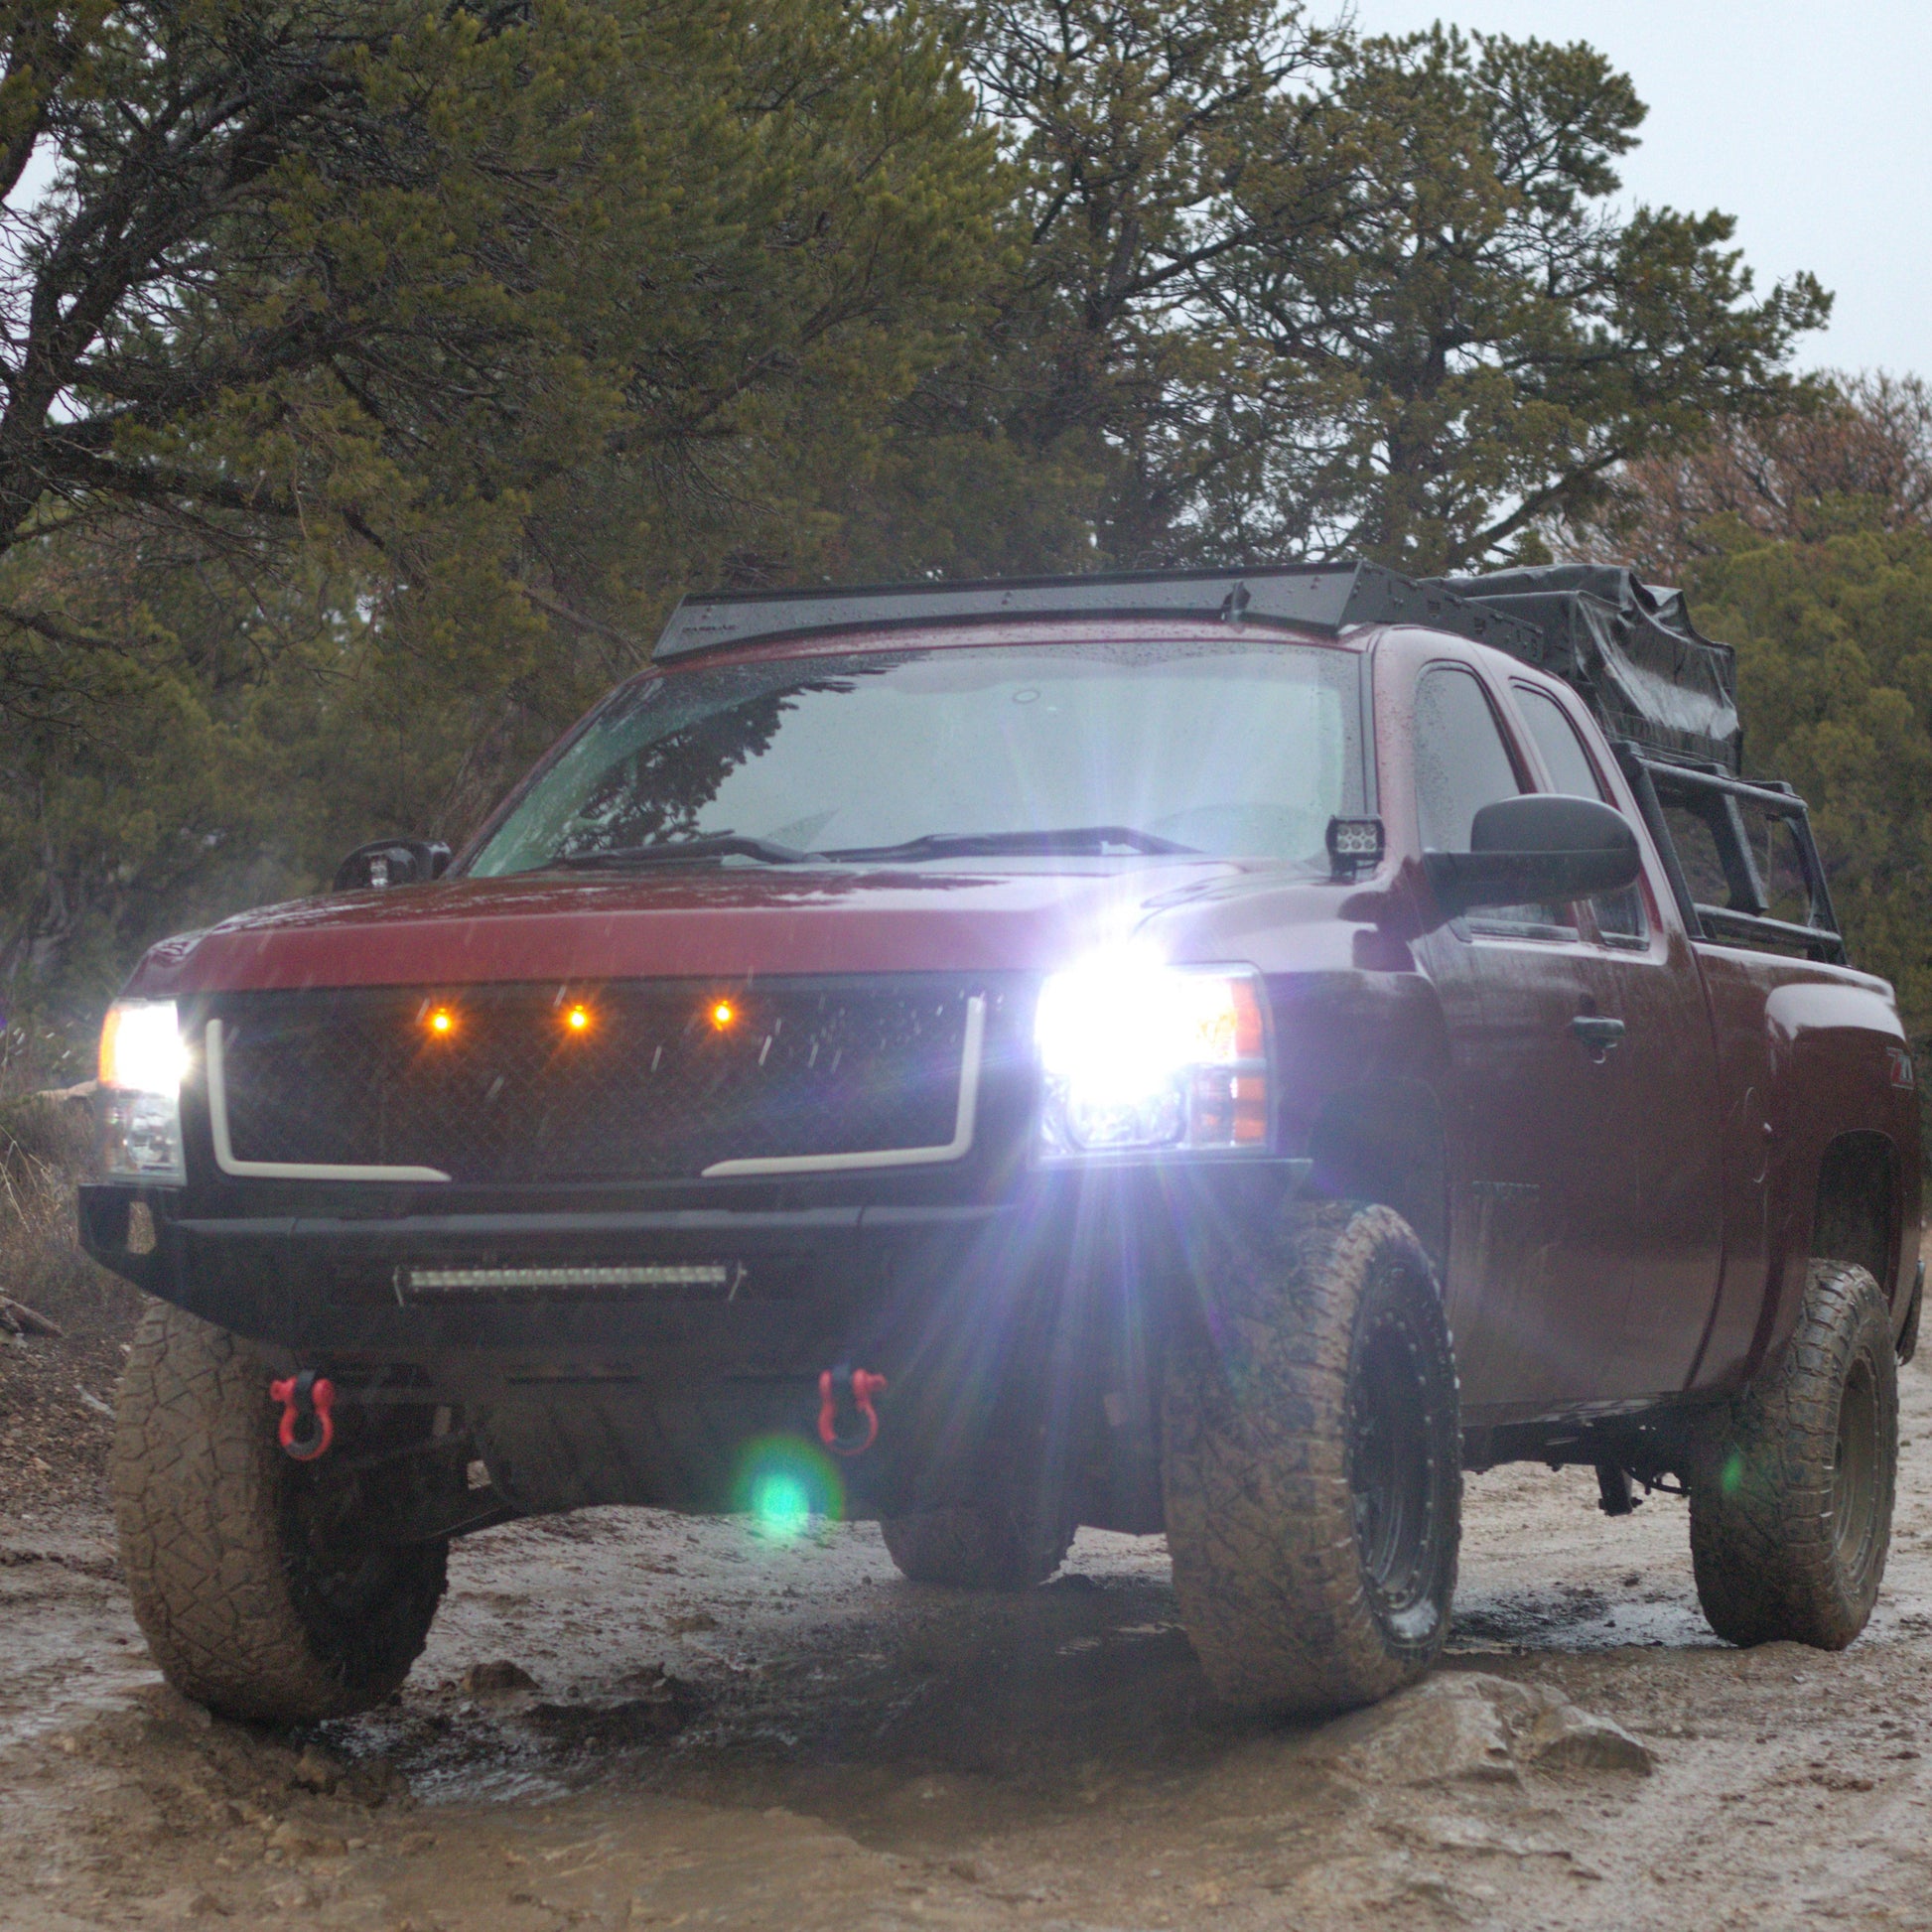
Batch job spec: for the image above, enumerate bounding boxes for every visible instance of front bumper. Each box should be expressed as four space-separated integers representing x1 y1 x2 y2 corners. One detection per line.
80 1162 1306 1520
81 1182 1028 1362
80 1162 1307 1363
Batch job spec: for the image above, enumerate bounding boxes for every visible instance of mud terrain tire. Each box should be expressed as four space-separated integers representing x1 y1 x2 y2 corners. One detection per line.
112 1301 448 1723
1163 1201 1460 1715
1690 1261 1896 1650
880 1505 1074 1589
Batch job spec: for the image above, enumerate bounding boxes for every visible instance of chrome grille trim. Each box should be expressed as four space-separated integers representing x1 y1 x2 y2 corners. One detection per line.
699 995 985 1176
206 1018 452 1183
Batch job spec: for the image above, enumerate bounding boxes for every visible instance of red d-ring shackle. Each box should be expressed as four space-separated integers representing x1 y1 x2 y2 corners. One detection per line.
818 1366 887 1456
269 1371 336 1461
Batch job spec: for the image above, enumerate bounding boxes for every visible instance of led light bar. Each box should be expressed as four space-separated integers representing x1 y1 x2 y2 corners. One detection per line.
400 1263 733 1298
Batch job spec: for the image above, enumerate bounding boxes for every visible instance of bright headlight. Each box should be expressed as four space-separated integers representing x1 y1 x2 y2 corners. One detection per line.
99 1000 187 1182
1035 959 1269 1157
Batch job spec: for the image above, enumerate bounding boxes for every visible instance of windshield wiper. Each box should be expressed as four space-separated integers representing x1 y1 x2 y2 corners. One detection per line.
822 825 1200 861
551 833 811 870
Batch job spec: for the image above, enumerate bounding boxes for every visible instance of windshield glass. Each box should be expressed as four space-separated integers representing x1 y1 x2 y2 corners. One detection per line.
467 638 1364 876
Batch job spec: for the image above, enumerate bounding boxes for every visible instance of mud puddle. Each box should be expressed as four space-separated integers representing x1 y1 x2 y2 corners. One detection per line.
6 1361 1932 1929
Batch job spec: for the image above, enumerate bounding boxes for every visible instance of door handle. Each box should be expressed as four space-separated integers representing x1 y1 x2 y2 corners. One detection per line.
1571 1015 1626 1062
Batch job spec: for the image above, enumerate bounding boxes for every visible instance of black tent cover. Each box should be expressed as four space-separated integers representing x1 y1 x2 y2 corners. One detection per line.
1437 564 1741 773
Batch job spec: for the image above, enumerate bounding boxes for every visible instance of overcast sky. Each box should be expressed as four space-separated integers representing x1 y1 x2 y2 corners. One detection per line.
1345 1 1932 380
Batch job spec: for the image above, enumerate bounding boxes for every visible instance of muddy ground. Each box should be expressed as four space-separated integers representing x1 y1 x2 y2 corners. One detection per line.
6 1343 1932 1931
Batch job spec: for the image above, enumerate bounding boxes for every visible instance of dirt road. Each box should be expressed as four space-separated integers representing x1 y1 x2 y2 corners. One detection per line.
5 1355 1932 1930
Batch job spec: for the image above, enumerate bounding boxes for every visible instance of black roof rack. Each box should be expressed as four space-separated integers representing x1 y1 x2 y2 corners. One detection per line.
650 562 1544 663
651 558 1742 775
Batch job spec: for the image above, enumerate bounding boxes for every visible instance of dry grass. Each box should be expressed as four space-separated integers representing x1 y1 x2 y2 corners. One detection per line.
0 1091 142 1520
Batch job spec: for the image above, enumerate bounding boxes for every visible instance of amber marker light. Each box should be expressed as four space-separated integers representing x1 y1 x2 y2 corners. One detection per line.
426 1006 456 1037
710 1000 737 1032
564 1003 593 1035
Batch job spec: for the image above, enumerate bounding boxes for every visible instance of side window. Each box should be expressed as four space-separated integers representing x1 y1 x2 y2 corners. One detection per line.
1414 666 1523 851
1415 666 1563 934
1512 683 1648 945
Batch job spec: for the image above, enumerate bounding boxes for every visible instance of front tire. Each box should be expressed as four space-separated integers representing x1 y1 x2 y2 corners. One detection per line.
880 1503 1074 1589
112 1301 448 1723
1690 1261 1896 1649
1162 1202 1460 1715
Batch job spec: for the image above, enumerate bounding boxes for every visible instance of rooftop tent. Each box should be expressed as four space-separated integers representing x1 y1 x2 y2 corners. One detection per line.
1437 565 1742 774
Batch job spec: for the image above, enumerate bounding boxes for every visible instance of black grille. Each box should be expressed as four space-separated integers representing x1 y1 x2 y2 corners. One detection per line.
207 979 981 1183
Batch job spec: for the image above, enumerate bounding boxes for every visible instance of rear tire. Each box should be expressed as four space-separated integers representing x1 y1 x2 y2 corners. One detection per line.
112 1301 448 1723
880 1503 1074 1589
1162 1202 1460 1715
1690 1261 1896 1650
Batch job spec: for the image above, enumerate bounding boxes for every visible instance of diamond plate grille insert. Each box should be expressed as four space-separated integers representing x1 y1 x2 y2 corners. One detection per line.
207 980 978 1183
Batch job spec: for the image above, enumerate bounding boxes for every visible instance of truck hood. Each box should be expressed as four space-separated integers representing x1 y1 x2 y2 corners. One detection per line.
121 860 1376 997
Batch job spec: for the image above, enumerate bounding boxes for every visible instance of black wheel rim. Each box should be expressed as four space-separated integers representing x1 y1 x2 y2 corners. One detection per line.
1347 1309 1437 1617
1832 1353 1882 1582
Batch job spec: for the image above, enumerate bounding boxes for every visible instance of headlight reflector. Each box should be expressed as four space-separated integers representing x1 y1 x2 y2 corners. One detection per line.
99 999 187 1182
1035 960 1269 1156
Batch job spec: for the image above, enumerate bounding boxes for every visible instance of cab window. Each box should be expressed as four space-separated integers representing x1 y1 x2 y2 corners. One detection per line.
1415 666 1523 851
1511 682 1648 945
1415 666 1567 935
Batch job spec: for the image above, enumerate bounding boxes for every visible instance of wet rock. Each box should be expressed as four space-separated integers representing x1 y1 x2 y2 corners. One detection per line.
462 1659 538 1696
289 1744 345 1793
1305 1673 1651 1786
1518 1703 1652 1775
530 1668 705 1745
266 1816 345 1858
339 1756 408 1808
1310 1674 1531 1786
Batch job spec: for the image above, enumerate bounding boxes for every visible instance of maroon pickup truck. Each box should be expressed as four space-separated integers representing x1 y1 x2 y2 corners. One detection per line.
83 562 1922 1725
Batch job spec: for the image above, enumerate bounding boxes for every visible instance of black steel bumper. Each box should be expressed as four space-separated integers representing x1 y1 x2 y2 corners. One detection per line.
80 1164 1308 1356
79 1163 1307 1519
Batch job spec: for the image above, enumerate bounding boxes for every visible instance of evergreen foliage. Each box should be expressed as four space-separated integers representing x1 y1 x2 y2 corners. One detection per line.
0 0 1857 1059
1689 516 1932 1029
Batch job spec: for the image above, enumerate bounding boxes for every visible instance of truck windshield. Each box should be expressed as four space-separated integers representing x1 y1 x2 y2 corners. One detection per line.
467 638 1364 877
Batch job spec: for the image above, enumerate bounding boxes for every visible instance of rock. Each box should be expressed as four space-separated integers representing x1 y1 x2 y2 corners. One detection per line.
289 1744 345 1793
1518 1704 1653 1775
462 1659 538 1695
266 1818 344 1858
340 1757 407 1808
1310 1674 1531 1786
529 1671 705 1744
1305 1672 1651 1787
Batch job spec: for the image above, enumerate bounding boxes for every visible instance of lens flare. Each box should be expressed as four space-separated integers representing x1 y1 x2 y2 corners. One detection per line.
564 1004 592 1033
427 1006 456 1037
710 1000 737 1031
752 1472 810 1539
732 1435 843 1544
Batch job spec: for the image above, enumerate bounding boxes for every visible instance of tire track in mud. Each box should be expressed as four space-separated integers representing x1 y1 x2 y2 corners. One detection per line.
4 1361 1932 1929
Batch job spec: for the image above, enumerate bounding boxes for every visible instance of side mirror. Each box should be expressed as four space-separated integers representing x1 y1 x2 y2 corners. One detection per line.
1423 794 1639 919
333 839 452 893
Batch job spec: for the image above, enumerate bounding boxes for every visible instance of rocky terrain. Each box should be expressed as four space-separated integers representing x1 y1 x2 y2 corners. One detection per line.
3 1334 1932 1930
